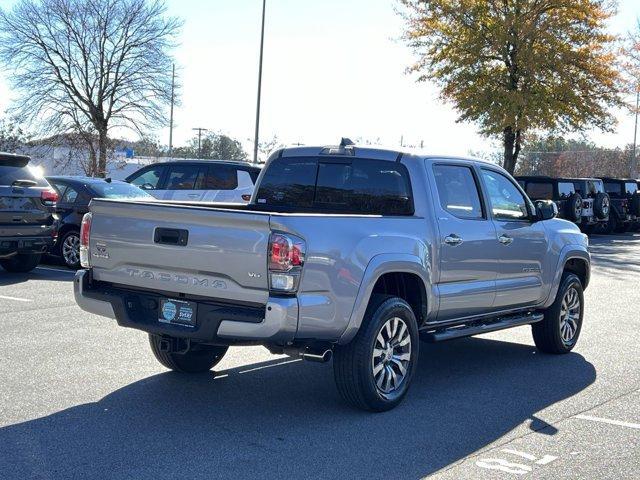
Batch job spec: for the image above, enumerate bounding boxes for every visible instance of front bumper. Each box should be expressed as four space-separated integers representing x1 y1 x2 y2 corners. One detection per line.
73 269 299 344
0 235 56 258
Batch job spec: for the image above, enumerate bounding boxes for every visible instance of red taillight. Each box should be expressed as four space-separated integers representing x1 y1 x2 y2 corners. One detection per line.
269 233 305 272
79 212 92 268
241 194 252 202
41 189 59 205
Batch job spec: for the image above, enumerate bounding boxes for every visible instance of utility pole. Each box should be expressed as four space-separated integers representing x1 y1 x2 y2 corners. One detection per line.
192 127 208 159
632 88 639 178
168 64 175 159
253 0 267 164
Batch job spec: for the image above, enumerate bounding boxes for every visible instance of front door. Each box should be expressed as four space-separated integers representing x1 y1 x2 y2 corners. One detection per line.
480 168 549 308
430 163 499 321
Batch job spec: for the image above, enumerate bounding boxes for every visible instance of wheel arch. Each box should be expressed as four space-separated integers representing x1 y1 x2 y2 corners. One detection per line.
338 254 434 345
543 246 590 309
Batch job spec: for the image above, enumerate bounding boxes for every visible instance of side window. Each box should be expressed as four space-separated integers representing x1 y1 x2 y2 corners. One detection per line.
165 165 200 190
558 182 576 198
481 169 529 221
604 182 622 197
433 165 484 220
129 166 165 190
197 165 239 190
525 182 553 200
61 186 79 203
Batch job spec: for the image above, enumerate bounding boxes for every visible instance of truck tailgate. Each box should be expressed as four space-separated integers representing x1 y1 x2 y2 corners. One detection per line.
88 199 271 305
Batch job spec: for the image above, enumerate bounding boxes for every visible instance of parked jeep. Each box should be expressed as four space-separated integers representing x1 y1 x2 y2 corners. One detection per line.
516 176 584 225
600 178 640 233
75 141 590 411
565 178 610 233
0 153 58 273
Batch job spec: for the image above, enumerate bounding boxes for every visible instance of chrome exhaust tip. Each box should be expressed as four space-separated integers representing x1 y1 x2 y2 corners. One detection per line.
301 349 333 363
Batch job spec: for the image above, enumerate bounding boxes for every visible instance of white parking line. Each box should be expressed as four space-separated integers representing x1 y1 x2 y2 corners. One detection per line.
0 294 32 302
574 414 640 430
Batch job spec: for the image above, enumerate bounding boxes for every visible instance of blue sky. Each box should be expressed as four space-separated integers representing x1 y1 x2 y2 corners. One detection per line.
0 0 638 157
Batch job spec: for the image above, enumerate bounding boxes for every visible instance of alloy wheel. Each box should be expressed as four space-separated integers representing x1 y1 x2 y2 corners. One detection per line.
559 287 581 344
371 317 412 396
62 233 80 267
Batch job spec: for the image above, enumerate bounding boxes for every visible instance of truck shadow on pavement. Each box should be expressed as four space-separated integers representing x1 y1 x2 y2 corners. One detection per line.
0 267 75 287
0 336 595 480
588 234 640 277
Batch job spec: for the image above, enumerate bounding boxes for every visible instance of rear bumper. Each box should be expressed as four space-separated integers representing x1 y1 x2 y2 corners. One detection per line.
0 234 56 257
73 269 298 344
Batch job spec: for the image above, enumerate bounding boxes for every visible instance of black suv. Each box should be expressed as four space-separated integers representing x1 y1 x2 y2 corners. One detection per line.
564 178 610 233
516 176 584 226
0 153 58 273
601 178 640 233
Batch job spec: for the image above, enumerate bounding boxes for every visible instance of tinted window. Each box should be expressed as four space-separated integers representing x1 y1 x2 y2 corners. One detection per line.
482 169 529 220
129 166 165 190
90 182 153 199
525 182 553 200
433 165 483 219
625 182 637 195
165 165 201 190
604 182 622 196
61 186 79 203
558 182 575 198
197 165 239 190
256 157 413 215
0 165 48 187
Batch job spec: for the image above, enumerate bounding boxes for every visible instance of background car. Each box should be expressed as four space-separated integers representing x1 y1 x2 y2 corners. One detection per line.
1 153 58 273
125 160 261 203
565 178 610 233
47 176 152 269
601 178 640 234
516 176 583 226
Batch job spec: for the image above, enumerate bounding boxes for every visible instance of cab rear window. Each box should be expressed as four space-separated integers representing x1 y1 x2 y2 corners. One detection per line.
255 157 414 215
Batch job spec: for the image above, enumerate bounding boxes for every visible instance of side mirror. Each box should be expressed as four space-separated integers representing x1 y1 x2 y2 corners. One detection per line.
535 200 558 221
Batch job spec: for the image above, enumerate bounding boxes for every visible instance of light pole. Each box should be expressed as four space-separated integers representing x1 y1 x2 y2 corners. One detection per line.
192 127 208 158
632 88 639 178
169 64 175 159
253 0 267 164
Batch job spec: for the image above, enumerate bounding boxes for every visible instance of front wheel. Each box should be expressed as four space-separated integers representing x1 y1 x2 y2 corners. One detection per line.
0 253 42 273
149 334 228 373
333 296 419 412
532 273 584 354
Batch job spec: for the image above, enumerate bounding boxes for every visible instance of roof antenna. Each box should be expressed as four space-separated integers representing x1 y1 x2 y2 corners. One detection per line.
340 137 355 147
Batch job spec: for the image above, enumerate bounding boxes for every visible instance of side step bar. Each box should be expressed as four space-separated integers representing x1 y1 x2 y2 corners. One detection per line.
421 312 544 343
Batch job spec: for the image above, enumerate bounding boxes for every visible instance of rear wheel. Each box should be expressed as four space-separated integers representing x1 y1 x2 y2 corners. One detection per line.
0 253 42 273
59 230 81 269
149 334 228 373
603 212 618 234
532 273 583 354
333 296 419 412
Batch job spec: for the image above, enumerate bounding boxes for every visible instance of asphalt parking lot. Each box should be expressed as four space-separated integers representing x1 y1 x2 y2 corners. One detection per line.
0 234 638 480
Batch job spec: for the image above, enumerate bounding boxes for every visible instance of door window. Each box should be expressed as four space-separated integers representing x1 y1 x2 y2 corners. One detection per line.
432 165 484 219
61 186 79 203
525 182 553 200
129 166 165 190
482 170 529 220
165 165 200 190
197 164 239 190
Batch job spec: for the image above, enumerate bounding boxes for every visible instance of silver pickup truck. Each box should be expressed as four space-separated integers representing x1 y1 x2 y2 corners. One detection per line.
74 141 590 411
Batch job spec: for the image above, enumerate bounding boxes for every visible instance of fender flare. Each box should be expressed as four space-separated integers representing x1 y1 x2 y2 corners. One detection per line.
543 245 590 308
337 253 434 345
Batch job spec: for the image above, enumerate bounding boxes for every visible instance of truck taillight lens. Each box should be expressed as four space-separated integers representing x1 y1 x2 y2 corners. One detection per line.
41 189 59 206
268 232 305 292
79 212 92 268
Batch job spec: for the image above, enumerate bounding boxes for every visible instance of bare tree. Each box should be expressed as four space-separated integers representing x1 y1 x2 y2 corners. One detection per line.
0 0 181 176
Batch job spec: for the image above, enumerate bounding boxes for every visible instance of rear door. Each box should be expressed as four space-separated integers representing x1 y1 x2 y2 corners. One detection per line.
159 163 203 201
198 164 252 203
430 163 498 320
479 168 549 308
0 159 53 236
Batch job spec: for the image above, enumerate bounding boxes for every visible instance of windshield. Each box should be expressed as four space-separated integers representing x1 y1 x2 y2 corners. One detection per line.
90 181 152 199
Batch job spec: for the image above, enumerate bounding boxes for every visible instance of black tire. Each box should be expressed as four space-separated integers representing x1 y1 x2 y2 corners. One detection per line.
149 334 228 373
333 296 419 412
603 212 618 234
631 193 640 217
532 273 584 354
59 229 81 269
563 193 582 223
593 193 610 220
0 253 42 273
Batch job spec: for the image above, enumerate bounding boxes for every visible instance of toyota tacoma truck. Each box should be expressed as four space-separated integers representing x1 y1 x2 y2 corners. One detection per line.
74 140 590 412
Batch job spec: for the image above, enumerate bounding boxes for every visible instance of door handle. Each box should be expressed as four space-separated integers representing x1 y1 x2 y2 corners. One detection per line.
444 234 463 246
498 234 514 245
